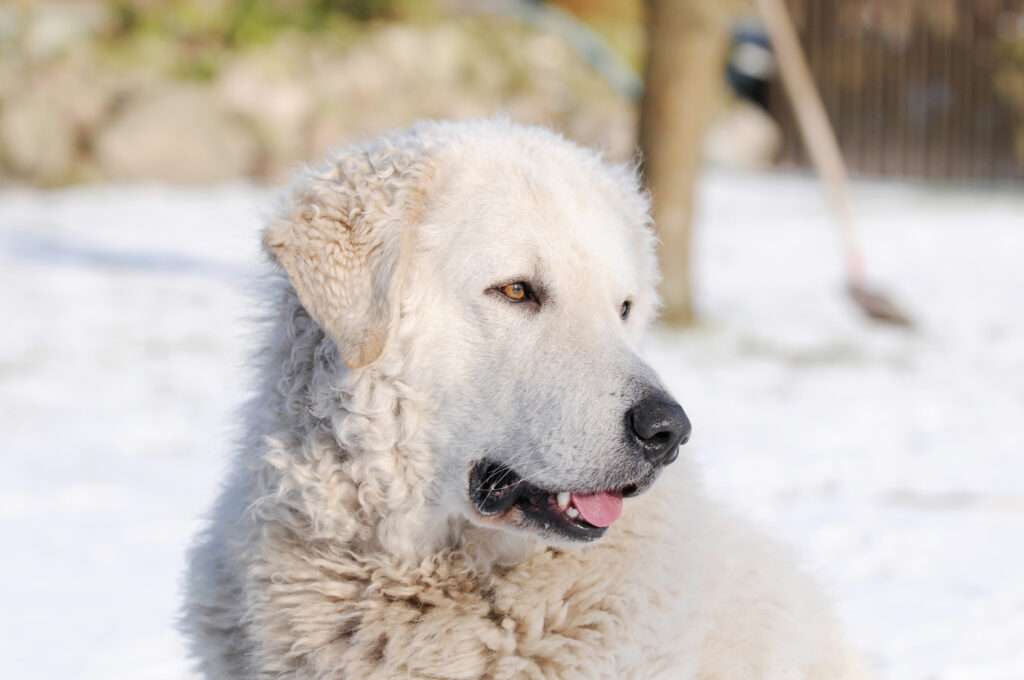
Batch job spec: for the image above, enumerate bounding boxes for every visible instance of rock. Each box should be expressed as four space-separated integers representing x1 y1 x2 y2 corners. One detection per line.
216 47 314 176
23 3 112 59
704 102 782 169
94 86 259 183
1 94 75 185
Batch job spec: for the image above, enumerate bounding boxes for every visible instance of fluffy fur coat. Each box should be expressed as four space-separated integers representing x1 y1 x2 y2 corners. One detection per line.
183 119 869 680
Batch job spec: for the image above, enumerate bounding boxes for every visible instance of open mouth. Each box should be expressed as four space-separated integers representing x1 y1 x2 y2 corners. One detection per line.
468 459 647 542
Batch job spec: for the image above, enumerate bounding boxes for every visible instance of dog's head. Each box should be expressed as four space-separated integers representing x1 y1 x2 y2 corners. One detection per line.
265 120 690 547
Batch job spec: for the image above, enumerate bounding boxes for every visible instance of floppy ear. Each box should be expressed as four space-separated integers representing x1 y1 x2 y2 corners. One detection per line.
263 142 434 369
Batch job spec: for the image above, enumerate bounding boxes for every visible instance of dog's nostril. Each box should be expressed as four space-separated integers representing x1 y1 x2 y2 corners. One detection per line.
646 431 672 447
627 393 691 467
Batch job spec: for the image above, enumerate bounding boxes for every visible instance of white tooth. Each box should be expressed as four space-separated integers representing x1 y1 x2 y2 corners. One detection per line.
557 492 570 509
567 507 579 519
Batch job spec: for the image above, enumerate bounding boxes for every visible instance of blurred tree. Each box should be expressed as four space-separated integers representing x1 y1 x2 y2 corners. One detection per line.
639 0 740 325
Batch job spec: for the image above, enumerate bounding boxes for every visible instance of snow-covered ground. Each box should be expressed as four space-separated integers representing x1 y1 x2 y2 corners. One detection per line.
1 171 1021 679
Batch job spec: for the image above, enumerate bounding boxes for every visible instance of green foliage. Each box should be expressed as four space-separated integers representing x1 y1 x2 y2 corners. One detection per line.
98 0 421 81
108 0 408 45
314 0 402 23
221 0 403 45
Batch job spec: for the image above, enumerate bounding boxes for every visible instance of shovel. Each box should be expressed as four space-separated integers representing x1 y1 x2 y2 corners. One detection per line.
756 0 912 326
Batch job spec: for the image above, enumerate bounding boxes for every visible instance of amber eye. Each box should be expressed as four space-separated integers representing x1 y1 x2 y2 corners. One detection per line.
620 299 632 320
502 282 529 301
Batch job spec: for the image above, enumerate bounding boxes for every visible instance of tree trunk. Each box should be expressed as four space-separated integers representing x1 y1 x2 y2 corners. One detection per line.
639 0 735 325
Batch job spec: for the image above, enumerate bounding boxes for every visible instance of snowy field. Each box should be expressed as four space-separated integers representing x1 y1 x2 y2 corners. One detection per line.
1 171 1021 679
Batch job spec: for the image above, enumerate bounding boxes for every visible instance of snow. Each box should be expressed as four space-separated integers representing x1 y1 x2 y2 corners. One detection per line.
1 172 1021 679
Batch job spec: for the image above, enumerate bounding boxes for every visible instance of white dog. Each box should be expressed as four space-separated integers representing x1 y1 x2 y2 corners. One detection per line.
183 118 869 679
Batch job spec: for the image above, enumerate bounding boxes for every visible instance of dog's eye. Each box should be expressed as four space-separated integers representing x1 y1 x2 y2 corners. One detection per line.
620 300 632 320
500 282 531 302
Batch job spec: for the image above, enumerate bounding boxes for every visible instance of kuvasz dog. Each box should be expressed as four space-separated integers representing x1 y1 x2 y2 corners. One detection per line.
183 118 869 679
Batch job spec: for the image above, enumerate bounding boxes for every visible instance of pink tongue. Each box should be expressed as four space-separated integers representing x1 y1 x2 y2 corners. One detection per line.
570 490 623 527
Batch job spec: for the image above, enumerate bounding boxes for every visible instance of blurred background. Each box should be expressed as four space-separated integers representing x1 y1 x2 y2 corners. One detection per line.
1 1 1022 678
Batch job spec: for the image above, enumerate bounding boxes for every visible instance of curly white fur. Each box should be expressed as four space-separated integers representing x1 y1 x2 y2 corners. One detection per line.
182 119 870 679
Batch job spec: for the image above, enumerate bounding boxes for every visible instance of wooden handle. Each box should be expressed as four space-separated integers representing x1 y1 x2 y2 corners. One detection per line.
756 0 866 281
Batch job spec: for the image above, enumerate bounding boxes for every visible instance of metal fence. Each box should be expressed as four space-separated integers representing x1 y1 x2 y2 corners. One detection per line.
769 0 1024 181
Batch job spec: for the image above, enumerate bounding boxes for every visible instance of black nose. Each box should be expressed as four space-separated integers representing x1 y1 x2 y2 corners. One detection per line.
627 393 691 467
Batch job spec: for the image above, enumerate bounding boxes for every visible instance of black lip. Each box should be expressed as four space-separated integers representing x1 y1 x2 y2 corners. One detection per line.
519 493 607 542
468 459 654 542
470 461 527 515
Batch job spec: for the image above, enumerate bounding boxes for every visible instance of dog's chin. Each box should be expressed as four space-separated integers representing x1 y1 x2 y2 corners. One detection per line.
465 459 659 544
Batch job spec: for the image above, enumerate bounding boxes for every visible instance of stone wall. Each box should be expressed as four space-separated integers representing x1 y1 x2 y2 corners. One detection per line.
0 3 636 186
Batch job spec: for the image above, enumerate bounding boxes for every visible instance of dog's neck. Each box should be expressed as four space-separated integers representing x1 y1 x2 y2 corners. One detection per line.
246 283 541 570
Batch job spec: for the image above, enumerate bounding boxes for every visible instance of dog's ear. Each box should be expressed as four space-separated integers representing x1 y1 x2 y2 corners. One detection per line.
263 144 434 369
